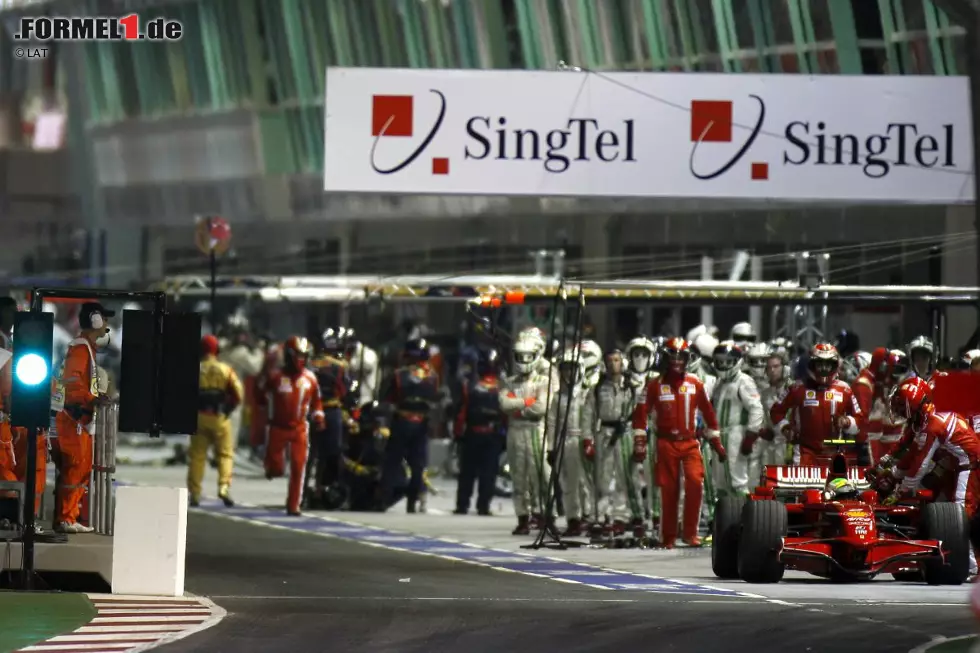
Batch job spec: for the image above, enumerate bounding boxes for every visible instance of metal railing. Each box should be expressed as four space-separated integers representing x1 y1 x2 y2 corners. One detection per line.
89 401 118 536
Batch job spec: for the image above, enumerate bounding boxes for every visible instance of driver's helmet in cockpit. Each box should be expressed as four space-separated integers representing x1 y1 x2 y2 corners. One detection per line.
825 477 859 501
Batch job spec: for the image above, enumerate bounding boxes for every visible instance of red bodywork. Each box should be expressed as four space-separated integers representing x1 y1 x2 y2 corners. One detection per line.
751 464 943 579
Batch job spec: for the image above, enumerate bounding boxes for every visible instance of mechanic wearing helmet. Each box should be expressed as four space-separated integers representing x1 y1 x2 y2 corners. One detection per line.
453 348 503 516
730 322 757 351
574 340 603 527
711 341 765 497
624 336 659 533
687 332 719 529
379 338 441 514
189 335 243 508
907 336 936 382
880 377 980 577
249 343 281 455
769 343 863 467
852 348 902 465
500 330 551 535
548 349 596 537
884 378 980 509
306 329 353 509
343 331 380 408
632 337 725 548
261 336 325 516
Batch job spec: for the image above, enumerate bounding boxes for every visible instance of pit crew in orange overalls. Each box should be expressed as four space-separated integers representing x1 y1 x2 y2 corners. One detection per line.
249 344 281 453
631 337 725 548
53 302 113 534
0 297 18 485
261 336 325 516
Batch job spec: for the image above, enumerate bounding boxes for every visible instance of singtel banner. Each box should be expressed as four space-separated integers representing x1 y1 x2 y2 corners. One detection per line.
323 67 974 203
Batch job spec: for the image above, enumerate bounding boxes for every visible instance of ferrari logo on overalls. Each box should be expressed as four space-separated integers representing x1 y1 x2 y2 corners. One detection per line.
678 384 692 394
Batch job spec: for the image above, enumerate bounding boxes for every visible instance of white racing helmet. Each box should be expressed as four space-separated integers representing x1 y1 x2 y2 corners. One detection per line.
685 324 708 344
712 340 743 382
744 342 772 382
730 322 757 347
689 333 719 375
512 331 545 375
578 339 603 389
625 336 656 374
907 335 935 378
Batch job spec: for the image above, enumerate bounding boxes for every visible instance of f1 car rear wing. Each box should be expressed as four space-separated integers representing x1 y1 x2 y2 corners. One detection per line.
763 465 870 492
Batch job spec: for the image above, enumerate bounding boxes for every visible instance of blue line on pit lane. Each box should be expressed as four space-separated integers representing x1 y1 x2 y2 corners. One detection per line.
195 500 743 598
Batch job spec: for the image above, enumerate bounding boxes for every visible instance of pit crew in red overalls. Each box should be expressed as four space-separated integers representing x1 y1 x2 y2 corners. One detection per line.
852 347 905 464
887 377 980 516
631 337 724 548
261 336 325 516
769 343 863 466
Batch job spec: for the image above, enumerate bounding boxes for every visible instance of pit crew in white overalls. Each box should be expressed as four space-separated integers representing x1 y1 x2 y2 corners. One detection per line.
624 336 658 533
594 349 641 536
500 330 551 535
549 349 596 537
757 344 792 465
710 341 765 497
688 333 718 527
576 339 603 525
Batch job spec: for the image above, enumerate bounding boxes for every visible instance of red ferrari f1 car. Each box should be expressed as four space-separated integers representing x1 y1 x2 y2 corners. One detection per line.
711 455 971 585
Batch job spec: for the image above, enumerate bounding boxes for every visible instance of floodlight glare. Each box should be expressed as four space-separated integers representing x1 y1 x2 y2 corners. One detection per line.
15 353 48 386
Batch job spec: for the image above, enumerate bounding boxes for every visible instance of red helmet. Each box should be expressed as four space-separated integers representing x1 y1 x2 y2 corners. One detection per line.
807 343 840 385
283 336 312 369
201 334 219 357
869 347 888 383
882 349 910 388
660 337 690 377
890 376 932 426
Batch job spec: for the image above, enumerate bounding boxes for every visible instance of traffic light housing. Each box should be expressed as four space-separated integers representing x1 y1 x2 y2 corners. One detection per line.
11 312 53 431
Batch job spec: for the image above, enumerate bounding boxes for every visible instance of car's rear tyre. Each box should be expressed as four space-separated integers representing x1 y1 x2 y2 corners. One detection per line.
921 502 971 586
737 500 787 584
712 496 745 579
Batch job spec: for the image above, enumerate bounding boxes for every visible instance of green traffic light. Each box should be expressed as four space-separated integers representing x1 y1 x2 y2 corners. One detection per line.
15 353 48 386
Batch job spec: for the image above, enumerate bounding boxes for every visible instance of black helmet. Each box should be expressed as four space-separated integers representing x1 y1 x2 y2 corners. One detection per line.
476 348 500 376
404 338 430 363
322 327 343 355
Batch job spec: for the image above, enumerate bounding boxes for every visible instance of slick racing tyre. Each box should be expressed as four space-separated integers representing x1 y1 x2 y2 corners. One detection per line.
737 500 787 584
712 496 745 579
922 502 971 586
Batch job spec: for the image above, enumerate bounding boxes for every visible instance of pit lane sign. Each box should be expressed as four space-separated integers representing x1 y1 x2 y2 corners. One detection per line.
194 216 231 257
324 67 973 203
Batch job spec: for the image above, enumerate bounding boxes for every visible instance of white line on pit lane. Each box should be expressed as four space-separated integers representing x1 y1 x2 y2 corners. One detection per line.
206 595 639 603
908 634 978 653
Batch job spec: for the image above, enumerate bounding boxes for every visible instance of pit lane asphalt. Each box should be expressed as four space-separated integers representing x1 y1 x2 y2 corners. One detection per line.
157 511 978 653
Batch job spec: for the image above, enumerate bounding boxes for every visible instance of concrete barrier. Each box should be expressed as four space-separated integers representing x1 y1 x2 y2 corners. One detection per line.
111 486 187 596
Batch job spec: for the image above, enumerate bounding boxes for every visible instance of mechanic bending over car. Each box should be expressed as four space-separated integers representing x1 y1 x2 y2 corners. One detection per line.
869 376 980 577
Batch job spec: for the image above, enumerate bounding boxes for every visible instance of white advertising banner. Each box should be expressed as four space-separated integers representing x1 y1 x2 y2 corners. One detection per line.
323 67 974 203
